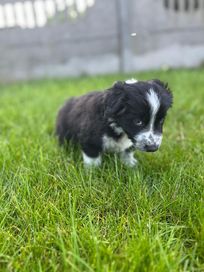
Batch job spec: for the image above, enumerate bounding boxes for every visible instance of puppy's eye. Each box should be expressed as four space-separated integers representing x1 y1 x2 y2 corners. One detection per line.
134 120 143 126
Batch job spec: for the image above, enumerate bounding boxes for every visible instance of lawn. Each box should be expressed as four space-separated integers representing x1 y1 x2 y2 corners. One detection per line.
0 69 203 271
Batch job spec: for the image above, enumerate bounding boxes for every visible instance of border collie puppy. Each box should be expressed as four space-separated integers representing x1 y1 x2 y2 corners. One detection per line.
56 79 173 167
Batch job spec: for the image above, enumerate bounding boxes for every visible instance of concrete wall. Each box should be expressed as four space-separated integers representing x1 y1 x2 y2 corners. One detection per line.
0 0 204 81
129 0 204 70
0 0 120 81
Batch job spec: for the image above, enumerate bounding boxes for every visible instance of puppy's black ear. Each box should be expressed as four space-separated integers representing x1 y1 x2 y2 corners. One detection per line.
150 79 172 94
104 81 127 118
150 79 168 89
112 81 125 90
151 79 173 108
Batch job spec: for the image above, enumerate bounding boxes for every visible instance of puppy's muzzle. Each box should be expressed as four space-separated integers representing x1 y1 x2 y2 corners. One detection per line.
144 144 159 152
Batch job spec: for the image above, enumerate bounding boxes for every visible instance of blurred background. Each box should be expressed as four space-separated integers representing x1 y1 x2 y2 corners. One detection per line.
0 0 204 82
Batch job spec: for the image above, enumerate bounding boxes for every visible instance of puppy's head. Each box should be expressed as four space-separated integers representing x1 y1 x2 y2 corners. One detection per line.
105 79 173 152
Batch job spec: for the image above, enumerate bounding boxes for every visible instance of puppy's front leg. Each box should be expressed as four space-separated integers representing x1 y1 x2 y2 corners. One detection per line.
120 151 137 167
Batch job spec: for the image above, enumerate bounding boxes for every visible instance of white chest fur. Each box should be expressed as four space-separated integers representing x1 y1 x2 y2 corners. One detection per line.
103 134 133 153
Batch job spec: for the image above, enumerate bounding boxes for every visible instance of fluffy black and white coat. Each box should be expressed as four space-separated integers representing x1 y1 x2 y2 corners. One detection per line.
56 79 173 167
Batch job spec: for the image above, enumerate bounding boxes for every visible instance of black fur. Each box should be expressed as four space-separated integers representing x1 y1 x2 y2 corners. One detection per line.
56 79 173 160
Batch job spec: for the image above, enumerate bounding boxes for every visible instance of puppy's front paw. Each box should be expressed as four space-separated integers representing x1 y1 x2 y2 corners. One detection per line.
120 152 138 167
126 157 138 167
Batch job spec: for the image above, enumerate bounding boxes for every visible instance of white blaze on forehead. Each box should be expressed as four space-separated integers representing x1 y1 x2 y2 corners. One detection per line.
125 78 138 84
147 88 160 115
146 88 160 130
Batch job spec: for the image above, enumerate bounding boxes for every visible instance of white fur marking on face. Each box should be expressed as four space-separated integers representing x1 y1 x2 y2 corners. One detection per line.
103 134 133 153
82 153 101 167
125 78 138 84
146 88 160 134
134 133 162 150
134 89 162 150
147 88 160 129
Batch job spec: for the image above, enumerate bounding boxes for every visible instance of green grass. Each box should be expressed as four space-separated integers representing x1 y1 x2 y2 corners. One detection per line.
0 69 204 271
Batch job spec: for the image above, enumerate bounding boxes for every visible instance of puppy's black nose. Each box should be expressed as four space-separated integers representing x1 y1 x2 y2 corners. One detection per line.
145 144 158 152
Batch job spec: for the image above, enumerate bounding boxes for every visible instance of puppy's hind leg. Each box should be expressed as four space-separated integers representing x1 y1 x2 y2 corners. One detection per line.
82 153 102 167
82 144 102 167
